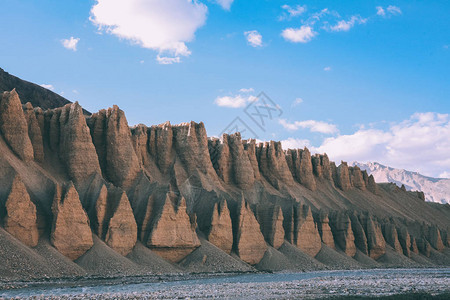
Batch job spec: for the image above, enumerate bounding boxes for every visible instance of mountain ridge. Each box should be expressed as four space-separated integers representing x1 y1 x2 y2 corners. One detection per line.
352 161 450 204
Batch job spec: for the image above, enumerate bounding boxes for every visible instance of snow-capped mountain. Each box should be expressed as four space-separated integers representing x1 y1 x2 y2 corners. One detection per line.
352 162 450 204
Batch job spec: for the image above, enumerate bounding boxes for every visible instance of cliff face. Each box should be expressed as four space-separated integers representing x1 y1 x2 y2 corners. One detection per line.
0 88 449 274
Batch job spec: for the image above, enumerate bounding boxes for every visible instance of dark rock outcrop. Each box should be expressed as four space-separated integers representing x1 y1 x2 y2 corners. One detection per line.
427 225 444 251
382 221 402 254
362 215 386 259
329 211 356 257
349 212 368 255
257 204 285 249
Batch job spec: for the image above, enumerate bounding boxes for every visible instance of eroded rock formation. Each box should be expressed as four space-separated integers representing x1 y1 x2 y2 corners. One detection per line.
293 204 322 257
0 89 34 160
146 195 200 263
3 176 39 247
285 148 316 190
50 184 93 260
329 211 356 257
257 204 285 249
234 197 267 265
317 211 335 249
207 199 233 254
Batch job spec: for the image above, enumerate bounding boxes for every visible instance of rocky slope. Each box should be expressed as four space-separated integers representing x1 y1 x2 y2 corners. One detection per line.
353 162 450 204
0 79 449 280
0 68 72 111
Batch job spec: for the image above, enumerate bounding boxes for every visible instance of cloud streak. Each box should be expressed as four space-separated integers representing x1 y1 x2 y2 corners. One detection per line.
279 119 339 134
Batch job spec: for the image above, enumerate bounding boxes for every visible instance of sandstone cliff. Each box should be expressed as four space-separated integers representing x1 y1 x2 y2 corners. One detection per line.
234 196 267 265
3 175 39 247
50 184 93 260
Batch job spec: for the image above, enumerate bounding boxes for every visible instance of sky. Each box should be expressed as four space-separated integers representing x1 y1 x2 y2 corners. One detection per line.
0 0 449 178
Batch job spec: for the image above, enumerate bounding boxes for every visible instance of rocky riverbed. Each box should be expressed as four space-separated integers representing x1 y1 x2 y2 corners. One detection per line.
1 268 449 299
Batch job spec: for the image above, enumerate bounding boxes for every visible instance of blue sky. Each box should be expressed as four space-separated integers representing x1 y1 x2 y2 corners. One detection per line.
1 0 449 177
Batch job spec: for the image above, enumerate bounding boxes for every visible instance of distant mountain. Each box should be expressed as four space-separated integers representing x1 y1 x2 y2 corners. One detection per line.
0 67 72 110
352 162 450 204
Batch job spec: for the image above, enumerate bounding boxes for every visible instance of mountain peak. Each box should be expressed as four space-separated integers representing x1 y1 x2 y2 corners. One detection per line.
353 161 450 204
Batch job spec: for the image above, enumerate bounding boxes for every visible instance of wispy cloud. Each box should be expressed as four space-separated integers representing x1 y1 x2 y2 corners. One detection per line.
215 0 234 11
376 6 385 16
239 88 254 93
244 30 263 47
282 25 316 43
280 4 307 20
387 5 402 15
279 119 338 134
156 55 181 65
324 66 331 71
292 98 304 106
329 15 367 32
376 5 402 17
61 37 80 51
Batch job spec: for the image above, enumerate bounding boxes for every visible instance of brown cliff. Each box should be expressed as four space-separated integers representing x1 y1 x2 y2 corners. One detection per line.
285 148 316 190
293 204 322 257
329 211 356 257
146 195 200 262
3 176 39 247
207 199 233 254
50 184 93 260
234 196 267 265
0 90 34 161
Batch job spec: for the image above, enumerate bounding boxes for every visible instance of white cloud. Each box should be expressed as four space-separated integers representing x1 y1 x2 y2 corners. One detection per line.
330 15 367 32
215 95 247 108
215 0 234 10
279 119 339 134
90 0 207 63
61 37 80 51
324 66 331 71
244 30 263 47
156 55 181 65
72 90 79 94
387 5 402 15
280 137 311 150
292 98 303 106
377 5 402 17
281 4 307 18
312 112 450 178
282 25 316 43
239 88 254 93
40 84 55 91
376 6 385 16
